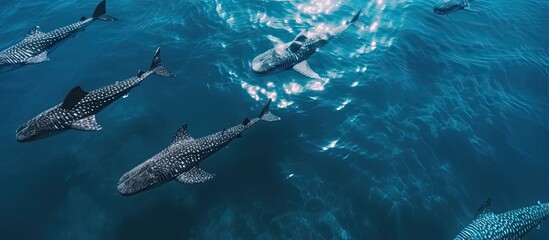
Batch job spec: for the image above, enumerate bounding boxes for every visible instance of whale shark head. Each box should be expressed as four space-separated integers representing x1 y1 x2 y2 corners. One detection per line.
251 48 286 75
16 120 50 142
117 164 162 196
434 0 463 14
15 108 60 142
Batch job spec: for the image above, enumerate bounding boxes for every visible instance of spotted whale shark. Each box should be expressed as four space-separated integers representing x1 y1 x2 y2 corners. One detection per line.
117 100 281 196
453 198 549 239
0 0 117 72
251 9 361 79
15 48 174 142
434 0 477 15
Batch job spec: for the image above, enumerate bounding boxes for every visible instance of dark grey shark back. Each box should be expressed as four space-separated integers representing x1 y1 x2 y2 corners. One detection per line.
454 198 549 239
15 47 174 142
117 99 281 196
0 0 117 72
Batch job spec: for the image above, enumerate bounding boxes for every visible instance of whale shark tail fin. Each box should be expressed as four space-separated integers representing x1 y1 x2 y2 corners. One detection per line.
349 9 361 24
259 99 281 122
150 48 175 77
92 0 118 21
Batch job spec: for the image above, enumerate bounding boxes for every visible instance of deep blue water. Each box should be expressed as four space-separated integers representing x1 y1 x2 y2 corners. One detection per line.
1 0 548 239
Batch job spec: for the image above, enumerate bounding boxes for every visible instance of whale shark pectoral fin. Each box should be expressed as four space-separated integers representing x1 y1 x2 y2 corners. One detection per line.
293 60 321 79
62 86 89 109
71 115 102 131
175 166 215 184
474 197 493 220
25 51 49 64
172 124 194 144
24 26 43 40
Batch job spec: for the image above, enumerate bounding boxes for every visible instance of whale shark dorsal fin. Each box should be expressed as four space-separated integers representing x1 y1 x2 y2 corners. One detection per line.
71 115 102 131
137 69 145 78
172 124 194 143
289 41 303 52
175 166 215 184
295 35 307 42
25 26 43 39
243 117 250 126
61 86 88 109
293 30 308 42
474 197 493 220
293 60 321 79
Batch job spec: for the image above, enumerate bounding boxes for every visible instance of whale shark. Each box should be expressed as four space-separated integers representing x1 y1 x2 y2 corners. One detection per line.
0 0 117 72
453 198 549 239
15 48 174 142
251 9 361 79
434 0 477 15
117 100 281 196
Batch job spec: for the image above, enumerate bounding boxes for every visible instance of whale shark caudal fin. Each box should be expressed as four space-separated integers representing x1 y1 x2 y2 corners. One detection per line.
349 9 362 24
346 9 366 29
149 48 176 77
474 197 493 219
258 99 281 122
292 60 321 79
91 0 118 21
176 166 215 184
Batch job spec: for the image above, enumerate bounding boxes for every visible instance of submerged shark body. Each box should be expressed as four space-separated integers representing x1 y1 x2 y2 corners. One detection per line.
117 100 281 196
454 198 549 239
251 10 361 79
0 0 117 72
434 0 475 15
15 48 174 142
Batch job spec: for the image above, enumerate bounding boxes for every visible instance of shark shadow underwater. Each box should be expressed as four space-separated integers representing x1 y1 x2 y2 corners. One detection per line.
15 48 175 142
0 0 117 72
117 99 281 196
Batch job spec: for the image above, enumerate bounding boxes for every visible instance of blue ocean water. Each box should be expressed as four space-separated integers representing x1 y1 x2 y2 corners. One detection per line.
0 0 548 239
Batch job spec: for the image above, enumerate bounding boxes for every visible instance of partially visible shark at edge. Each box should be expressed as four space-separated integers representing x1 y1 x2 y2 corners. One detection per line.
453 198 549 240
15 48 174 142
117 100 281 196
0 0 117 72
251 9 362 79
434 0 478 15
